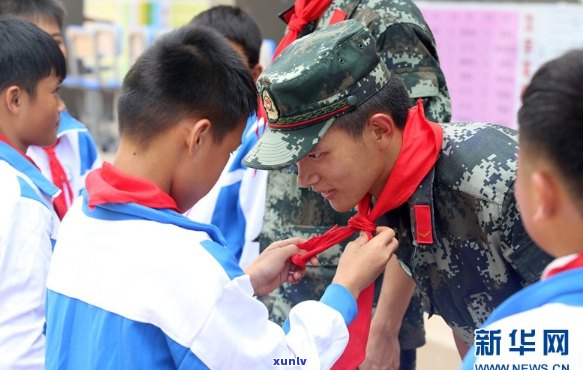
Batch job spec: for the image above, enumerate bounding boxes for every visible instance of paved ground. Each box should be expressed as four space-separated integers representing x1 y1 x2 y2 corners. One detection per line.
418 314 462 369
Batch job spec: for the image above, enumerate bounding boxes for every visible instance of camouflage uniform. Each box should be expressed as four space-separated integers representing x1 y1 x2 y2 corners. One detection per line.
316 0 451 122
260 0 451 354
377 122 553 344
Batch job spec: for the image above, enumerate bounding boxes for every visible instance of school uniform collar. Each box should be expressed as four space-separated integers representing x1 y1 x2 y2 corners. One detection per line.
84 162 227 246
0 138 59 199
542 252 583 279
57 110 88 137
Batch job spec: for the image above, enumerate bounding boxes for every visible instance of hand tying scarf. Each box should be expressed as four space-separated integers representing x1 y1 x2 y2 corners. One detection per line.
293 100 443 369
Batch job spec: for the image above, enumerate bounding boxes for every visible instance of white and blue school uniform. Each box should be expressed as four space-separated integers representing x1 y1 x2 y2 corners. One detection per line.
461 253 583 369
186 115 267 268
27 110 101 207
0 141 59 370
46 163 355 370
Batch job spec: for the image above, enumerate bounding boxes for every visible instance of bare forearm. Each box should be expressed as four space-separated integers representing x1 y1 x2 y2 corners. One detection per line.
372 257 415 332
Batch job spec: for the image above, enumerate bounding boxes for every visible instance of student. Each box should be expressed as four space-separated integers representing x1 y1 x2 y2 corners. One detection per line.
44 24 397 369
243 20 553 369
185 5 267 268
0 17 66 370
460 50 583 369
0 0 101 220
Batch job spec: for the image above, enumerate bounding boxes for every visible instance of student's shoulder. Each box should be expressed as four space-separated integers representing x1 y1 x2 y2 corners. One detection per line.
0 161 53 216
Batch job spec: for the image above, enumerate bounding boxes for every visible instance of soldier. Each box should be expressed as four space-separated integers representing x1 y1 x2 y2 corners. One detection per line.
244 20 553 369
261 0 451 368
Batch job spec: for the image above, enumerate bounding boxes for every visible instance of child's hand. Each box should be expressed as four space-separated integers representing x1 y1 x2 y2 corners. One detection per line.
245 237 310 296
332 227 398 299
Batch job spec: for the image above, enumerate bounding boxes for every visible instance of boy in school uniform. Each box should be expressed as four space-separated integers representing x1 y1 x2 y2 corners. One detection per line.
0 0 101 219
44 24 397 369
185 5 268 268
0 17 66 370
461 50 583 368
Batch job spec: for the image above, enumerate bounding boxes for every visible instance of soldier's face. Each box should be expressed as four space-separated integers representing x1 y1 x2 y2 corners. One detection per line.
296 125 388 212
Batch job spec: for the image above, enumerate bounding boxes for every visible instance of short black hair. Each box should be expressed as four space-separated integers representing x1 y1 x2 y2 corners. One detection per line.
333 73 410 137
0 0 66 30
117 25 258 146
0 17 67 96
189 5 262 68
518 49 583 207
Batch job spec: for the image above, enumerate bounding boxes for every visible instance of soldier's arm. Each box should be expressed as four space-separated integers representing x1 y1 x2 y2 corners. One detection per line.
362 257 415 370
498 185 553 284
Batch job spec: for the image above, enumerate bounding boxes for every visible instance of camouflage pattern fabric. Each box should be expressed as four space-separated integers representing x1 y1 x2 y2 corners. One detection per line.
380 122 554 344
259 0 453 353
318 0 451 123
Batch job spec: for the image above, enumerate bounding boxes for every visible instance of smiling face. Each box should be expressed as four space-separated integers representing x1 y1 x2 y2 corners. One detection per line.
296 123 392 212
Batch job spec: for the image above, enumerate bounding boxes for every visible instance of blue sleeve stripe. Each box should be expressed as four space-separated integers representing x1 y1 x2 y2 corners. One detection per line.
199 240 244 281
319 283 358 326
283 283 357 334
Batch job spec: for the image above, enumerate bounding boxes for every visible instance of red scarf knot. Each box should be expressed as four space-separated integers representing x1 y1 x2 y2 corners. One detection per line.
287 14 309 33
348 214 376 239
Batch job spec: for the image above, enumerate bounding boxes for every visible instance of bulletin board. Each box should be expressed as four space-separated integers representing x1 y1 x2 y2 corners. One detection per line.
417 2 583 128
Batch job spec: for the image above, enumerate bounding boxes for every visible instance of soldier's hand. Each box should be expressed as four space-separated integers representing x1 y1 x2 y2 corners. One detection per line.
332 227 398 299
244 237 307 296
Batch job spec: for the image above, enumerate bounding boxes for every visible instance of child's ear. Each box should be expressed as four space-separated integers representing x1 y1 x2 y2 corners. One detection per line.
251 64 263 83
4 86 23 114
532 170 558 221
186 118 212 156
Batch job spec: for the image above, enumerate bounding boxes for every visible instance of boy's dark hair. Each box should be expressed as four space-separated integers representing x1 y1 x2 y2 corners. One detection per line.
333 73 410 138
0 0 66 30
518 49 583 206
117 25 257 146
189 5 262 68
0 17 67 96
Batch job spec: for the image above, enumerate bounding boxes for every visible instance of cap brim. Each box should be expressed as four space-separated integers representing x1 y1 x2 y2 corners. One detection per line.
242 118 335 170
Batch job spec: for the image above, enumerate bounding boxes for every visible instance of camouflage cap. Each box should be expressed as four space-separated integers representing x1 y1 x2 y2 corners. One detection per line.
242 19 391 170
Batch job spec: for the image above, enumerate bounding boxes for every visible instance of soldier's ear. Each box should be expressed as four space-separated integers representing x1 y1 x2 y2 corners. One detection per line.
367 113 398 148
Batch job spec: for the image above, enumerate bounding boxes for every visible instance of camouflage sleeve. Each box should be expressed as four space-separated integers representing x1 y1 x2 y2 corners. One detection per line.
373 22 451 122
498 185 554 285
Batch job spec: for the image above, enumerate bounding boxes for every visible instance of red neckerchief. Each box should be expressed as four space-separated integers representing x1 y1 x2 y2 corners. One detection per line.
85 162 180 213
543 252 583 279
43 139 74 220
0 133 38 167
273 0 333 59
293 100 443 369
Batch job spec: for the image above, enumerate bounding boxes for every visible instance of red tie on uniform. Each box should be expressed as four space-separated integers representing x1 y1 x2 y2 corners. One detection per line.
292 101 443 369
43 139 73 220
